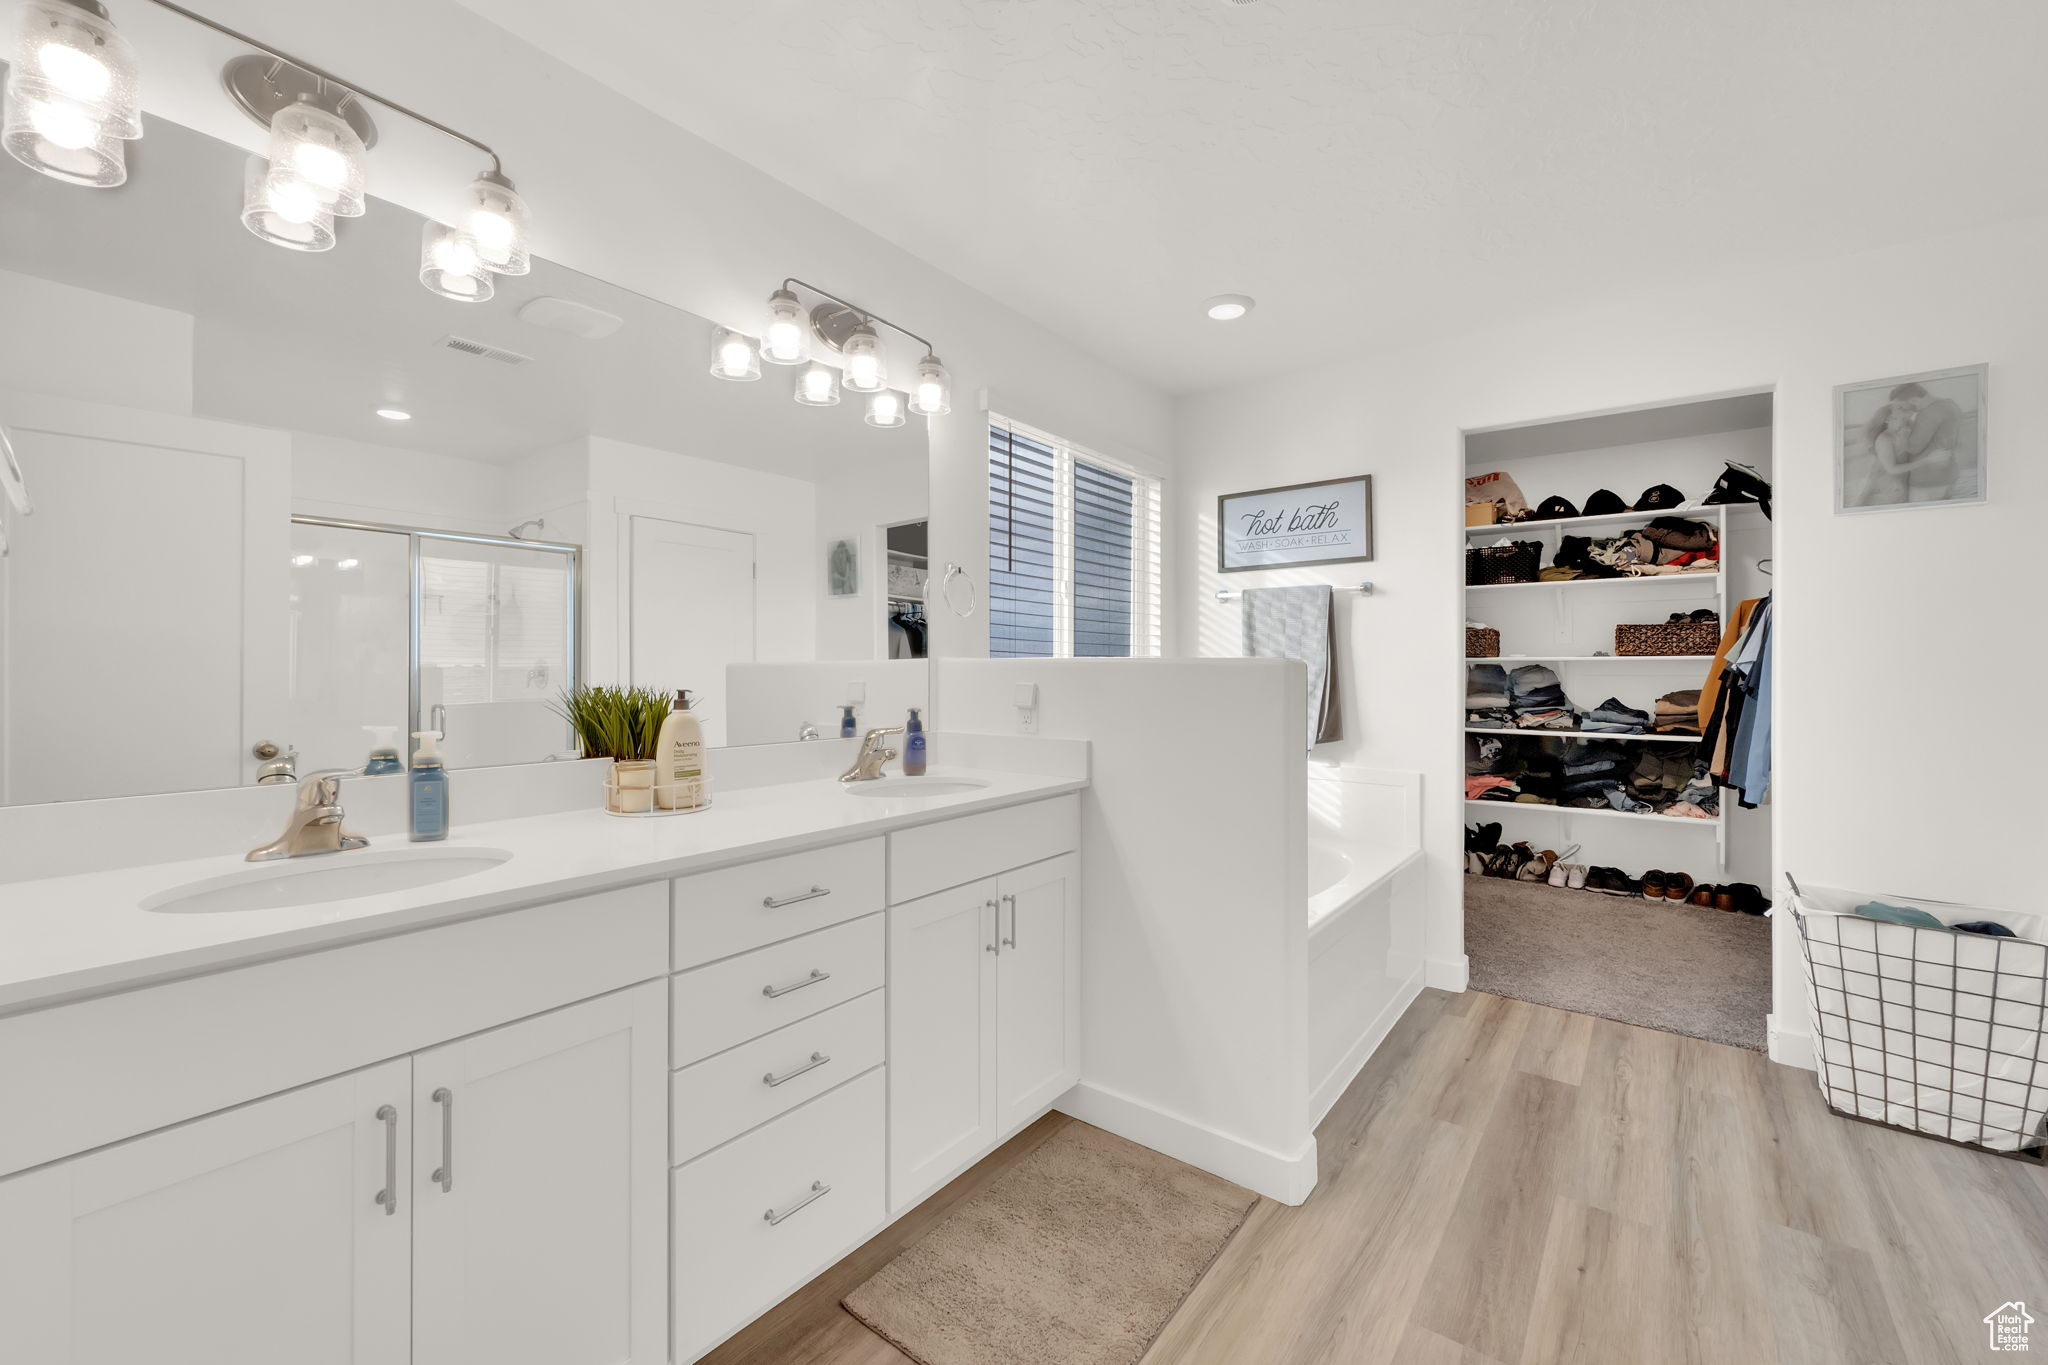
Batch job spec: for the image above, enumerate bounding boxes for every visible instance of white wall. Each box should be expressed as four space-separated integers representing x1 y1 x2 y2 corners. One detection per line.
813 457 928 662
0 269 193 415
290 434 513 536
1175 212 2047 1063
935 657 1314 1202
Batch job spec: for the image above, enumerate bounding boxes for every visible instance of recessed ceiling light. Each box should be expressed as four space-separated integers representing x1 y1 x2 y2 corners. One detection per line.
1204 294 1254 321
375 407 412 421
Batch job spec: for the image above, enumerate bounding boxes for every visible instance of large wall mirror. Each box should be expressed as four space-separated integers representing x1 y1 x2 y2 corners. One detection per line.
0 112 930 807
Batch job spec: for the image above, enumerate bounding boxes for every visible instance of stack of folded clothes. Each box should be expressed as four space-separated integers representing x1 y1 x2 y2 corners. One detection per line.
1653 689 1703 734
1579 696 1651 734
1627 748 1693 807
1556 740 1636 807
1508 664 1576 730
1464 664 1512 726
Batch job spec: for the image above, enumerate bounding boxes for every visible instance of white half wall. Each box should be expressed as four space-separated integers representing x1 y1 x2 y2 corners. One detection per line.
1173 212 2048 1067
935 658 1314 1203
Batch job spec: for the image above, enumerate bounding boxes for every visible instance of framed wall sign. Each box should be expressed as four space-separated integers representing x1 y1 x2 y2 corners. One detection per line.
1217 475 1374 572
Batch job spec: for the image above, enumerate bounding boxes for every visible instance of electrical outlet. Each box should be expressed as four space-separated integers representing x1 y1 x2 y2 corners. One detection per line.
1017 706 1039 734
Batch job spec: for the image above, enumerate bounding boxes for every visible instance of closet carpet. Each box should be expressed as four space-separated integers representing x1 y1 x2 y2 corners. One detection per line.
1464 875 1771 1050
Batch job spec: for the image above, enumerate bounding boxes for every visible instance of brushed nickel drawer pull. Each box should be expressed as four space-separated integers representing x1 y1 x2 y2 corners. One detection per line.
762 885 830 908
1002 892 1018 949
762 968 830 999
764 1179 832 1226
985 898 1000 954
763 1051 832 1088
430 1087 454 1193
373 1105 398 1216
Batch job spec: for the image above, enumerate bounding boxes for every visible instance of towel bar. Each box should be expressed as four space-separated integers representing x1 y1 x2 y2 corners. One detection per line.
1216 581 1373 602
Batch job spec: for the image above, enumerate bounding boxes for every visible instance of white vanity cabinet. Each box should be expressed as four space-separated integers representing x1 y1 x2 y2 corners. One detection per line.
885 796 1082 1213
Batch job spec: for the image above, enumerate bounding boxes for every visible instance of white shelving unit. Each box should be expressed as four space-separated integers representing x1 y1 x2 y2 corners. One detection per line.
1464 727 1703 744
1466 655 1714 664
1464 798 1723 829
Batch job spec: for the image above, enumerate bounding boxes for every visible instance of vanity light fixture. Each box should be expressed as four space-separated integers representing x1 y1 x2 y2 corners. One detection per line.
762 289 807 365
375 407 411 421
241 152 335 251
863 390 907 429
2 0 143 187
709 327 761 382
793 361 841 407
839 322 885 394
419 220 493 302
908 354 951 417
1204 293 1255 320
466 170 530 276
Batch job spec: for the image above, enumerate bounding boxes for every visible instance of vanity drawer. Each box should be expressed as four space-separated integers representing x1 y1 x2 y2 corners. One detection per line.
671 838 885 970
887 793 1080 904
673 1069 886 1363
671 990 884 1164
671 912 883 1066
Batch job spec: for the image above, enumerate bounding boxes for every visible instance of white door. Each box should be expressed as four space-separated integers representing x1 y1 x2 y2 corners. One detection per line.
887 878 999 1213
0 393 289 802
0 1061 411 1365
626 516 753 747
411 981 668 1365
995 854 1083 1133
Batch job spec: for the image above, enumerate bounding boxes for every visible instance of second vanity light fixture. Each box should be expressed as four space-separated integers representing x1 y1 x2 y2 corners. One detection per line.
2 0 533 302
710 279 951 431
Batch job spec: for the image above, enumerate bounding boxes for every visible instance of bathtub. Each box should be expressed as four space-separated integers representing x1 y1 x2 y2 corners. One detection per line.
1304 764 1427 1122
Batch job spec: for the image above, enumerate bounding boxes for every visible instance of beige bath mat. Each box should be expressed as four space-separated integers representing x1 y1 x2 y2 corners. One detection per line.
842 1121 1258 1365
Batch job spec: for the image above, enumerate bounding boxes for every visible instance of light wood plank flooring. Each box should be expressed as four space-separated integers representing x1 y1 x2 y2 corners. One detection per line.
703 991 2048 1365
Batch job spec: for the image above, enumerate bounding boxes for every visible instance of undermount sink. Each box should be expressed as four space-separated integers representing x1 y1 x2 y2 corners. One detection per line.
141 846 513 915
843 778 991 799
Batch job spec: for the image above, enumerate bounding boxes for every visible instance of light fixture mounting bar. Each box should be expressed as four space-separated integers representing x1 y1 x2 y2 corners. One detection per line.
783 277 934 355
138 0 506 174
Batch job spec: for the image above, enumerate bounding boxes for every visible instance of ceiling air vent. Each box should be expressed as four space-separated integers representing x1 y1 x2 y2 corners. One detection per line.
437 334 534 366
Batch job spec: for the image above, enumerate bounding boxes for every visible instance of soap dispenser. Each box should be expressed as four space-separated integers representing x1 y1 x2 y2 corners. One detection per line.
409 730 449 842
839 704 858 739
903 707 927 776
362 725 404 776
655 689 708 811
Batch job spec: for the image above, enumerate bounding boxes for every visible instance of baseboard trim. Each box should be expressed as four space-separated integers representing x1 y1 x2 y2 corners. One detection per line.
1055 1081 1318 1206
1309 966 1426 1126
1425 952 1469 993
1768 1014 1815 1070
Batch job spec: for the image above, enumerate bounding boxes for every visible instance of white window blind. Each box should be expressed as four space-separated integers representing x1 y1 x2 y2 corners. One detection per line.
420 552 570 705
988 416 1161 659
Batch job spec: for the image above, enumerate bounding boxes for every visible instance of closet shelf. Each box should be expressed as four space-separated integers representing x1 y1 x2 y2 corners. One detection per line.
1464 727 1702 744
1463 798 1723 826
1466 573 1719 592
1465 655 1715 664
1465 505 1729 539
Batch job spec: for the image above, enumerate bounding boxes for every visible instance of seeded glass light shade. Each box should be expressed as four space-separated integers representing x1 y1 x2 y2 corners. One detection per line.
908 354 951 417
467 173 531 275
419 220 494 302
709 327 761 381
241 153 335 251
3 71 125 185
762 289 806 365
864 390 907 429
840 323 884 393
793 361 840 407
265 103 365 217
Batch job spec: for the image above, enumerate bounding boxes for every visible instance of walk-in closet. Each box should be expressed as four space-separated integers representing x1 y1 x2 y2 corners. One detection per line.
1461 393 1776 1048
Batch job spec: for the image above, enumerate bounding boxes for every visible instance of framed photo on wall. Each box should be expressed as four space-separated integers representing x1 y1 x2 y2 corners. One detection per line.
825 537 859 596
1217 475 1374 571
1834 364 1988 514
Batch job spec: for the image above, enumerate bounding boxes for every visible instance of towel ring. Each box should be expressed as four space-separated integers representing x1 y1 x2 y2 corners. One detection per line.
937 563 978 618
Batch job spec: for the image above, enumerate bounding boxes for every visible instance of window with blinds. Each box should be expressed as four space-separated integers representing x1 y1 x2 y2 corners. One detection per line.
988 416 1162 659
420 552 570 705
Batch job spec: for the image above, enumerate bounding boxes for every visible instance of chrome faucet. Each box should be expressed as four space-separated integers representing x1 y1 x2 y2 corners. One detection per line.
796 721 821 741
246 769 370 862
838 726 904 783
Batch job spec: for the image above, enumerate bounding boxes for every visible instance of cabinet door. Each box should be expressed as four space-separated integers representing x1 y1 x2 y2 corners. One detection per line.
0 1061 410 1365
411 981 668 1365
995 853 1082 1134
887 877 999 1213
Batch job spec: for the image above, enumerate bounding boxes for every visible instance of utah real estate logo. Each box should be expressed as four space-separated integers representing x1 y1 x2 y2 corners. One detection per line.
1986 1302 2035 1352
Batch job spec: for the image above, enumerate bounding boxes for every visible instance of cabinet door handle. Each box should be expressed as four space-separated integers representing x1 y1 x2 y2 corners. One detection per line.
985 898 1000 954
762 885 830 908
430 1087 454 1193
763 1180 832 1226
763 1051 832 1088
373 1105 399 1216
762 968 830 999
1002 893 1018 949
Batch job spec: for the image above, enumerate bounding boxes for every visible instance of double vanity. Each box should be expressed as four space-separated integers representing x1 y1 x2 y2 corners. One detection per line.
0 764 1085 1364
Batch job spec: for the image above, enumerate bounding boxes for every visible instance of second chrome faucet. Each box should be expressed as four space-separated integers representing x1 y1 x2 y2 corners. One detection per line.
838 727 904 783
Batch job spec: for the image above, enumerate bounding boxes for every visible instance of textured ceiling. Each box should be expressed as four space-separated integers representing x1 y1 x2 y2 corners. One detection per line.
457 0 2048 393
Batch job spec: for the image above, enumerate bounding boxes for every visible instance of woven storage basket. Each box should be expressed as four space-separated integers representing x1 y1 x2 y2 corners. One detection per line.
1615 619 1720 656
1465 541 1541 586
1465 627 1501 657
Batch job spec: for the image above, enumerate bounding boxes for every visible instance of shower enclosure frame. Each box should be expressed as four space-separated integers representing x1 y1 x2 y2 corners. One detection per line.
291 515 583 759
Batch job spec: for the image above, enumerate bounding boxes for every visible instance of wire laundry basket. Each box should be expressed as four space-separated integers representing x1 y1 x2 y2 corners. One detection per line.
1787 875 2048 1157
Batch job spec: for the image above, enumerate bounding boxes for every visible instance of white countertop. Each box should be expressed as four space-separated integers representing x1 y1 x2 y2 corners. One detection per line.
0 766 1085 1013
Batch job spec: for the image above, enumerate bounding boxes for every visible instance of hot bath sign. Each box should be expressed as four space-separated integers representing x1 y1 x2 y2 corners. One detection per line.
1217 475 1375 571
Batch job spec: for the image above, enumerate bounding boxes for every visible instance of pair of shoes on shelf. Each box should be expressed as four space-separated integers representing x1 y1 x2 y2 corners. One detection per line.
1640 871 1695 903
1524 843 1579 885
1484 842 1534 879
1688 882 1769 914
1546 857 1589 891
1584 866 1639 896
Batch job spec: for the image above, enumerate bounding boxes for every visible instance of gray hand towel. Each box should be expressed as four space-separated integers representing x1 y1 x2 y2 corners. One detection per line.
1241 584 1343 752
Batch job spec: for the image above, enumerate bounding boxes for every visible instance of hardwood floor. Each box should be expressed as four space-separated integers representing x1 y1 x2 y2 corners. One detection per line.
703 991 2048 1365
